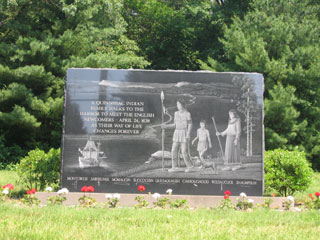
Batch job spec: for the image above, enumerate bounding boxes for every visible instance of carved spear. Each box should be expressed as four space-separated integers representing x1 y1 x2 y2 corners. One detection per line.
161 91 165 170
212 116 225 163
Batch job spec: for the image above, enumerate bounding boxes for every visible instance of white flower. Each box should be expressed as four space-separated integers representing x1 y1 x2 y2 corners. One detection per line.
2 189 9 195
113 193 120 199
57 188 69 194
62 188 69 194
294 207 302 212
240 192 247 197
152 193 161 199
105 194 112 199
248 199 254 204
166 189 173 195
287 196 294 202
45 187 53 192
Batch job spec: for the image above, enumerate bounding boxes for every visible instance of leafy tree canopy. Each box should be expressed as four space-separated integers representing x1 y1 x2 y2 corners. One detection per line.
204 0 320 168
0 0 319 170
0 0 148 165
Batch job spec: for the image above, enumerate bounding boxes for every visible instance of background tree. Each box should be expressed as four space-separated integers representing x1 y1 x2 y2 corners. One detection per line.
123 0 251 70
123 0 199 70
0 0 148 166
203 0 320 168
1 0 319 171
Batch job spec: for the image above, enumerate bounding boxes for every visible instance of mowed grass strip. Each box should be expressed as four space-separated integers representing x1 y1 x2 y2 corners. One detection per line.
0 204 319 240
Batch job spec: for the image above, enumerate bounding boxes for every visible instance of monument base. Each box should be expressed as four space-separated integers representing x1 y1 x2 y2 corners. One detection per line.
35 192 290 209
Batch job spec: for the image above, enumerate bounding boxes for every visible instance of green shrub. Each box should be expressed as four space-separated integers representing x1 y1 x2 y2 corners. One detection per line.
47 195 67 206
21 194 41 206
17 148 60 191
170 199 189 209
78 196 97 208
265 148 313 196
0 135 27 169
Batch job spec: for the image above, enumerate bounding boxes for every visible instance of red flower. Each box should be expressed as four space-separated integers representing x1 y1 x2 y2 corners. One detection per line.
3 183 14 190
81 186 88 192
272 193 276 197
315 192 320 197
27 188 36 195
224 195 229 199
137 185 146 192
309 193 314 200
224 190 231 196
87 186 95 192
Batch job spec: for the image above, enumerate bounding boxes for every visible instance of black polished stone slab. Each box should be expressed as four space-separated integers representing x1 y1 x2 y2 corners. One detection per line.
61 69 264 196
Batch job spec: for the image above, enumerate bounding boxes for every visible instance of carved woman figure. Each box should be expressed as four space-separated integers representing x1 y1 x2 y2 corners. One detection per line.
216 109 241 164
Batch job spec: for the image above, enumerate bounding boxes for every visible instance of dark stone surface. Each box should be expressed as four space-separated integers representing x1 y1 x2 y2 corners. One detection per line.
61 69 264 196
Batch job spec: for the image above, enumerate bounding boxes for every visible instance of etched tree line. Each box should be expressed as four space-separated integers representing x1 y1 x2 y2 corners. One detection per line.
232 76 259 157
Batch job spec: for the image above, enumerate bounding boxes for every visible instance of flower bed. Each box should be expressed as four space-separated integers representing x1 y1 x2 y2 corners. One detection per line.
2 183 320 212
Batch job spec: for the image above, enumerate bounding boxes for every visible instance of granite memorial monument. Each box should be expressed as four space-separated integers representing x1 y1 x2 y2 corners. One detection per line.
61 69 264 195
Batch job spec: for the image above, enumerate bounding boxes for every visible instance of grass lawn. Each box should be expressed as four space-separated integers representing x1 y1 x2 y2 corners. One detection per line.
0 204 319 240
